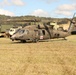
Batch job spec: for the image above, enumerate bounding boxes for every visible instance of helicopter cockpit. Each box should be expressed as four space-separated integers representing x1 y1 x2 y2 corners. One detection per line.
14 29 29 35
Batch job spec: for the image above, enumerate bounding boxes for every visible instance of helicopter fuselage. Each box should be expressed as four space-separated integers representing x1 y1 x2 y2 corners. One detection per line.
10 25 70 42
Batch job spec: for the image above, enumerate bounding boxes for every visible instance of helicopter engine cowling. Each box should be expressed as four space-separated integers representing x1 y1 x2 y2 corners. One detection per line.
38 24 45 29
38 24 51 29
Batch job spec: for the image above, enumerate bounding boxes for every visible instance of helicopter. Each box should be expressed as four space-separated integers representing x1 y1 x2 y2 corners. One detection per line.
10 14 76 43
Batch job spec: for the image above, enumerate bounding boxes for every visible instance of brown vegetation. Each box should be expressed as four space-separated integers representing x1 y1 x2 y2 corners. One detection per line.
0 35 76 75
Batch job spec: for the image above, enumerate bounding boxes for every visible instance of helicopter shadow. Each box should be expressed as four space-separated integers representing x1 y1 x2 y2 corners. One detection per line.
10 38 67 44
48 38 67 42
10 41 35 44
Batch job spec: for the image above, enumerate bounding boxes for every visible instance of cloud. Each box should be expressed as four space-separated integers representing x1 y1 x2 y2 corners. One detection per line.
55 4 76 17
0 9 15 16
0 0 25 6
55 10 72 16
39 0 59 4
57 4 76 11
30 9 49 17
11 0 25 6
0 0 10 6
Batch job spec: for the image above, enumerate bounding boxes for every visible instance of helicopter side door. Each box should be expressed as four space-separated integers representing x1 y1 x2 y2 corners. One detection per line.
34 30 39 39
39 29 50 40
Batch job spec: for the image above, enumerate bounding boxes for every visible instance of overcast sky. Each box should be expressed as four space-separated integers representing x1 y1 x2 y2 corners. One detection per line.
0 0 76 18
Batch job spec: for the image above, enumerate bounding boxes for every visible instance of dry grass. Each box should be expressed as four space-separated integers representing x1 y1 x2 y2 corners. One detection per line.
0 35 76 75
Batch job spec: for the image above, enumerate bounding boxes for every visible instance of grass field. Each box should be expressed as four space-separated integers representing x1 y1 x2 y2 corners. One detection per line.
0 35 76 75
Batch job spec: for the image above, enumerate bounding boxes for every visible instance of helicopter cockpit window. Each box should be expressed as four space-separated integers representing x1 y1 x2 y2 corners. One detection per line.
25 30 29 34
14 29 29 35
13 29 21 34
19 30 25 34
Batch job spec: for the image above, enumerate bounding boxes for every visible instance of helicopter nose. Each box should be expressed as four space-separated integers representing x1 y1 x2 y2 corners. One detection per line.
10 35 16 41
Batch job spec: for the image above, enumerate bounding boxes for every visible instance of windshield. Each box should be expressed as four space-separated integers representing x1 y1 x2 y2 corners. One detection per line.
19 30 25 34
14 29 29 35
14 29 21 34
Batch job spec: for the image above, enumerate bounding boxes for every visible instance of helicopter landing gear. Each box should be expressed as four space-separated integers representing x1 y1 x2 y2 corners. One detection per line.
33 39 39 43
21 40 26 43
63 37 67 40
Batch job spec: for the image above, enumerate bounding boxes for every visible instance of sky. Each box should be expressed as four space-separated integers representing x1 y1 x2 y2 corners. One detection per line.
0 0 76 18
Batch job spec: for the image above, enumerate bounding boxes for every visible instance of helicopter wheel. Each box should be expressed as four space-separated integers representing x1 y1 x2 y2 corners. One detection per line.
21 40 26 43
33 39 39 43
63 37 67 40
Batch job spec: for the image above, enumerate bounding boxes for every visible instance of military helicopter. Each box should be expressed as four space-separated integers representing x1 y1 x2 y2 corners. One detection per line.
10 14 76 43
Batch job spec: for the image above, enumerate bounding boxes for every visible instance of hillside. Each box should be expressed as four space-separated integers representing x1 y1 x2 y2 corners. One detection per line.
0 15 76 33
0 15 74 25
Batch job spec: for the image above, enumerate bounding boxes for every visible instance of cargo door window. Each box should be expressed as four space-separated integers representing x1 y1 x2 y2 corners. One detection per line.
42 30 45 35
